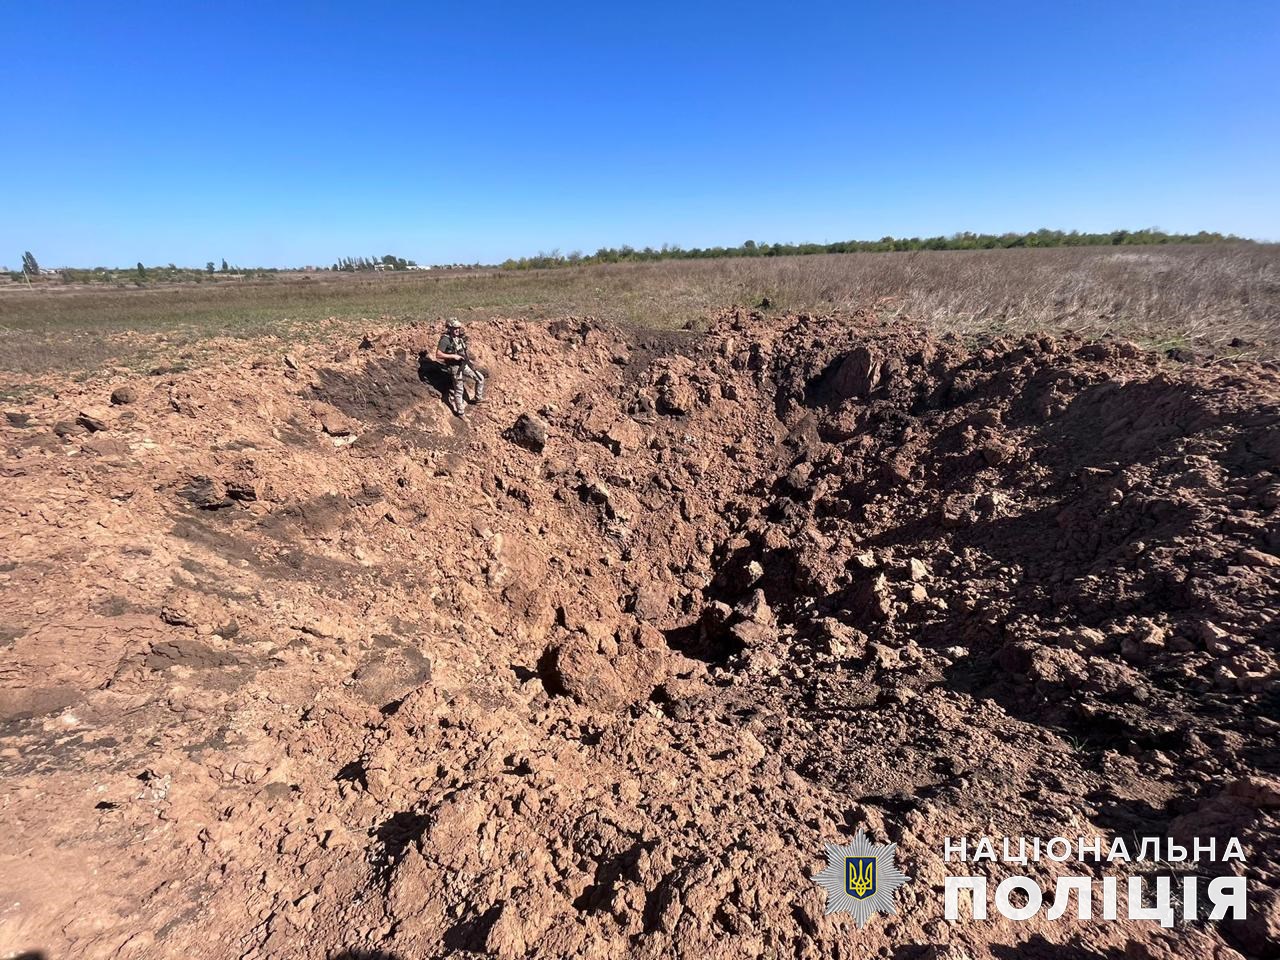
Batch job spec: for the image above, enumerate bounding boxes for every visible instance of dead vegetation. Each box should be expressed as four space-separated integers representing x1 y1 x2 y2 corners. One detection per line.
1 245 1276 397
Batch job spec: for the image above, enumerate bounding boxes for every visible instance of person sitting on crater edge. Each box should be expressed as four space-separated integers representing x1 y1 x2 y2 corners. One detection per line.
434 317 486 417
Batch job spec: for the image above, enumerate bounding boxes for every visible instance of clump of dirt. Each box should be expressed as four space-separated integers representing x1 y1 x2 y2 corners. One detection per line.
1 309 1277 959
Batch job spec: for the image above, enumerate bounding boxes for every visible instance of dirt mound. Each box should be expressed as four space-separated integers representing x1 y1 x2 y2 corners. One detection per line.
1 309 1277 958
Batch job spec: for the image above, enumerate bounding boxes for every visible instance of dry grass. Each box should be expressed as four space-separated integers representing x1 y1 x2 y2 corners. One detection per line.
665 243 1280 352
1 244 1276 397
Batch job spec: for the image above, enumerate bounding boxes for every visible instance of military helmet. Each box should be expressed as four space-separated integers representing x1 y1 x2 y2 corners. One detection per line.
445 317 463 330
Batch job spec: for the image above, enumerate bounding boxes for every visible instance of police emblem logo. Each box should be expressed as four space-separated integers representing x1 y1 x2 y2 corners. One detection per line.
813 829 910 928
847 856 875 899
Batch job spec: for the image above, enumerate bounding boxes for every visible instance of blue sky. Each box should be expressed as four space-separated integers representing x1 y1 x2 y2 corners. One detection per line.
2 0 1276 267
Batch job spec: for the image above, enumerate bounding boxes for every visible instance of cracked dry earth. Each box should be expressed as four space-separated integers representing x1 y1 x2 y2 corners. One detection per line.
1 309 1279 960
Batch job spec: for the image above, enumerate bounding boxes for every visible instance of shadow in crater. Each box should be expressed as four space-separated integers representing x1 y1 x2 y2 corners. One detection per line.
661 617 740 664
442 903 503 952
1084 790 1181 840
417 351 453 402
374 810 430 874
573 840 656 913
312 356 435 422
334 759 366 788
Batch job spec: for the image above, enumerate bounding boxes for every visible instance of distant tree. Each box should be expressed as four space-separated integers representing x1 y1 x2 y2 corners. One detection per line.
136 262 147 280
21 251 39 275
220 258 229 272
206 261 215 274
496 228 1236 271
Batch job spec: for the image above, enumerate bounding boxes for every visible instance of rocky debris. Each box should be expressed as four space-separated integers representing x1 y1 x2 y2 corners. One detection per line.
1238 547 1280 568
167 384 203 416
1120 619 1167 665
543 622 675 711
547 316 595 343
320 409 358 437
1124 930 1246 960
145 638 242 671
826 345 881 400
630 582 675 622
731 619 777 650
577 405 647 455
655 372 696 416
1223 775 1280 809
110 385 140 405
508 413 548 452
735 588 773 625
781 462 813 494
350 646 432 708
76 406 111 432
940 494 977 527
603 417 645 454
223 459 267 502
1227 885 1280 957
158 590 234 634
846 573 894 621
179 475 233 509
2 309 1279 960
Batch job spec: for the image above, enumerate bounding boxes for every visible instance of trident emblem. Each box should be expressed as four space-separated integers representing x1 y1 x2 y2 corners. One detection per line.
814 830 910 926
846 857 876 899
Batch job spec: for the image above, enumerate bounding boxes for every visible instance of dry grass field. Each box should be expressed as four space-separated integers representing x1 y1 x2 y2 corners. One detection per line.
1 243 1276 397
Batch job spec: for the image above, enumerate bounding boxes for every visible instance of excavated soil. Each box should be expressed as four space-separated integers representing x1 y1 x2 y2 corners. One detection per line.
1 310 1279 959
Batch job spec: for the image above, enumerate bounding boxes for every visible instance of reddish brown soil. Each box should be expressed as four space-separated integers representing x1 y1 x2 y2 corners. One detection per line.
1 310 1278 959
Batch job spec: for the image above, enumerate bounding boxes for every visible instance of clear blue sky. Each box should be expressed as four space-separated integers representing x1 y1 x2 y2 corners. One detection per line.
2 0 1276 268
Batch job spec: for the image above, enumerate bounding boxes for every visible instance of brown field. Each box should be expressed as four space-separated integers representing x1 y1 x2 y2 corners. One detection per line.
2 247 1280 959
1 244 1276 398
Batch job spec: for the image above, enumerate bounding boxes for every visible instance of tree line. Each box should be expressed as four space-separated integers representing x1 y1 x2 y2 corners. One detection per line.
8 253 435 283
499 228 1242 270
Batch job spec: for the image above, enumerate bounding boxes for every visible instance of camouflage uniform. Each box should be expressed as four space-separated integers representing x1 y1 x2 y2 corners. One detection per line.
438 331 485 413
